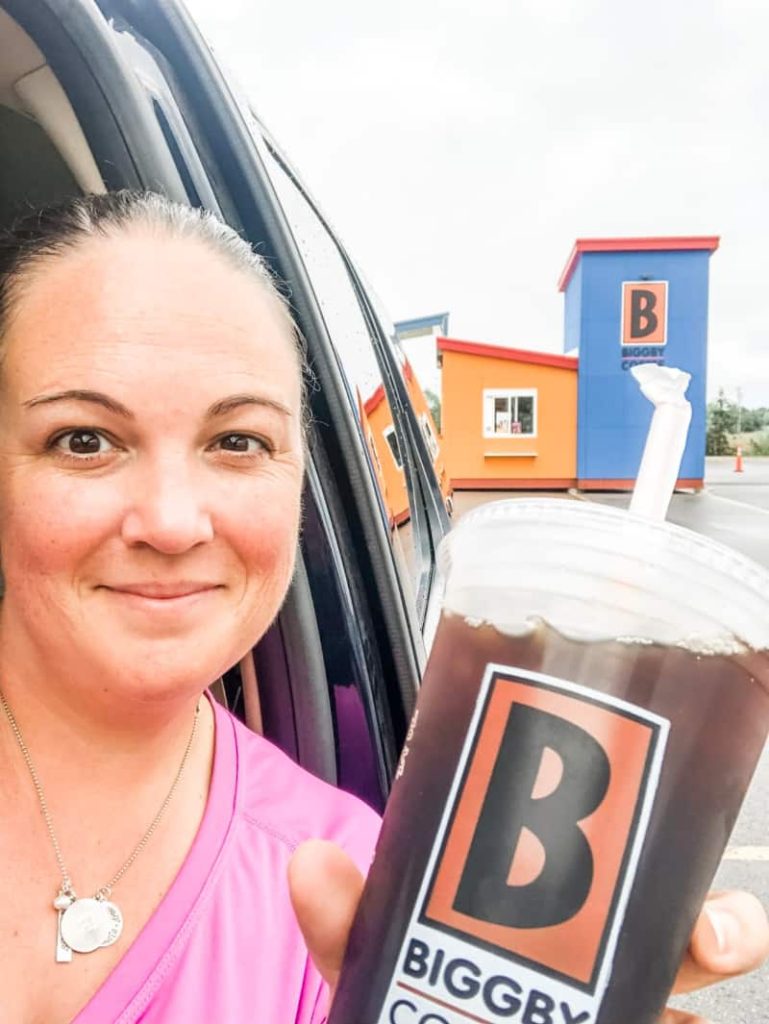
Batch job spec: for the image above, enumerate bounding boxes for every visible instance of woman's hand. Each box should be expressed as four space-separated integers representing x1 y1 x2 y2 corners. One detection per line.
660 890 769 1023
289 840 367 999
289 840 769 1021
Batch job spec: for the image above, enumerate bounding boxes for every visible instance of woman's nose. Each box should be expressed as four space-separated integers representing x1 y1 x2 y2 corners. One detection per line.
120 458 215 554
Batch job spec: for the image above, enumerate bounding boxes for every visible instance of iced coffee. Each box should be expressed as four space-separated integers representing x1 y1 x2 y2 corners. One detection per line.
328 499 769 1024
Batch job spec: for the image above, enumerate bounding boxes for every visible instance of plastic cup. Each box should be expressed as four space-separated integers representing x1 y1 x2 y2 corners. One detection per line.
329 499 769 1024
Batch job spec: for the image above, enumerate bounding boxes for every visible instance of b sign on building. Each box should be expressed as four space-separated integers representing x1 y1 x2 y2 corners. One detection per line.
558 235 718 488
621 281 667 346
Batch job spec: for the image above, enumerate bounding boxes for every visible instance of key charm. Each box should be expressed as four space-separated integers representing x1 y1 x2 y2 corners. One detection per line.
53 891 74 963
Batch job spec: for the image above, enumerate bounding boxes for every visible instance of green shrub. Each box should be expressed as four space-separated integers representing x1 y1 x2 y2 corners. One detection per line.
749 434 769 456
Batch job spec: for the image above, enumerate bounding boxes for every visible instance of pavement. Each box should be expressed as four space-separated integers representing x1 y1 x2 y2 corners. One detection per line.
584 456 769 571
452 460 769 1023
706 454 769 511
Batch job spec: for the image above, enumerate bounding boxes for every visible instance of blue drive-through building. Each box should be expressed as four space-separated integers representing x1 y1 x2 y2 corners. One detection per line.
558 237 719 490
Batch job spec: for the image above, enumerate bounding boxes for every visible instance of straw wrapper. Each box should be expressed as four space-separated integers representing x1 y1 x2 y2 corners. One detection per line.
629 364 692 521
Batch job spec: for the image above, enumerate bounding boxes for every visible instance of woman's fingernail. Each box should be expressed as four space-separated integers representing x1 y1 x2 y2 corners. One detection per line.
704 904 738 954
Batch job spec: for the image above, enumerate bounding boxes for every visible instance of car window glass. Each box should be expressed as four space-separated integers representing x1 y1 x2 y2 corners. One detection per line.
258 146 427 602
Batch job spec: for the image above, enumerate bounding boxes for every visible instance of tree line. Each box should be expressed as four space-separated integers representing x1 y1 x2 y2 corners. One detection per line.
707 389 769 455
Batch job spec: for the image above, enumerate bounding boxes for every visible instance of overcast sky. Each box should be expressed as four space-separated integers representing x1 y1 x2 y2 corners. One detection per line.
184 0 768 406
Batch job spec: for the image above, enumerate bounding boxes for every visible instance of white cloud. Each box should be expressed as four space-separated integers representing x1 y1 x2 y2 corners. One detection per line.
184 0 769 404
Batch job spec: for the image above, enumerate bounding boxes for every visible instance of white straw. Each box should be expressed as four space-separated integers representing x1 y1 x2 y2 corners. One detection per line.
628 365 693 521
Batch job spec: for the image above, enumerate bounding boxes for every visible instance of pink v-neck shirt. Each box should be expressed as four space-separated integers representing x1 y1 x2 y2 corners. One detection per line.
72 698 381 1023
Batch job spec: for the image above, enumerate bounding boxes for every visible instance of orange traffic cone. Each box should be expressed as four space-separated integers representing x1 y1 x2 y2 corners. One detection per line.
734 446 744 473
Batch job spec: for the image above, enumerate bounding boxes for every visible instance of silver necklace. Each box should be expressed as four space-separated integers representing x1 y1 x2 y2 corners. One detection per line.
0 689 200 963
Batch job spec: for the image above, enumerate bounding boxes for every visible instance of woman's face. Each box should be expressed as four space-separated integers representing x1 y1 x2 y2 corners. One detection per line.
0 229 305 701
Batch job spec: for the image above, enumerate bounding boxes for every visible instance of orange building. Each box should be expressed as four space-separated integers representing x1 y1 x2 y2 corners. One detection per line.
359 360 449 525
438 338 578 489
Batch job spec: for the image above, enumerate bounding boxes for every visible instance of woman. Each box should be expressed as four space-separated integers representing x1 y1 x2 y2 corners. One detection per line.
0 192 764 1024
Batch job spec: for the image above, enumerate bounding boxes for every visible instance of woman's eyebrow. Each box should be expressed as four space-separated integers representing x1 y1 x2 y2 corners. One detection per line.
22 390 292 419
23 389 134 418
206 394 291 418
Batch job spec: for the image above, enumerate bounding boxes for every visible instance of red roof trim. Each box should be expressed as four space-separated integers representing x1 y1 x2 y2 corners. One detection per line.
437 337 578 370
363 383 385 416
363 361 415 416
558 236 720 293
451 478 577 490
577 478 703 491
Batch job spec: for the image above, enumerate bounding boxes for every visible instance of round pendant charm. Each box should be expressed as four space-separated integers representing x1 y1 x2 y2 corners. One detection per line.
98 901 123 948
60 898 114 954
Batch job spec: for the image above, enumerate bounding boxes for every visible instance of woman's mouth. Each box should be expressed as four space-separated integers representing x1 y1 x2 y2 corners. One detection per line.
100 582 224 613
106 582 221 600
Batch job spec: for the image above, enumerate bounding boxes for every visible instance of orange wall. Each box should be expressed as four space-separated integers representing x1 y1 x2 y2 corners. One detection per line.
441 350 577 487
359 362 451 526
404 364 451 502
365 391 410 524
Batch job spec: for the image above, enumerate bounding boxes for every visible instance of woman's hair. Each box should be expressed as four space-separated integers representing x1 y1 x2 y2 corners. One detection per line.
0 190 311 432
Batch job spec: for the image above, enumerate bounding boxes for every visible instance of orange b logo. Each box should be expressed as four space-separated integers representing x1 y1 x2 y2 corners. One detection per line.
621 281 667 346
422 670 665 992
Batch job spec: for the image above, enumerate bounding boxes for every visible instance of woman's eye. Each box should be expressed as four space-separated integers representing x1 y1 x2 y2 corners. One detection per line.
53 430 114 457
216 434 268 454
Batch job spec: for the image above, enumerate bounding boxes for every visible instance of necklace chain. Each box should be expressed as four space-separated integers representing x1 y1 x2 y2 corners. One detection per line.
0 688 200 900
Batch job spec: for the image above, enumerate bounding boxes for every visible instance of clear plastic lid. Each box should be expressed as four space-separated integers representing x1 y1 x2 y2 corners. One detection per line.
439 499 769 653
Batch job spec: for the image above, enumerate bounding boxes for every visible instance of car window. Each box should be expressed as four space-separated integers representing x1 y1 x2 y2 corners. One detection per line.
256 143 433 610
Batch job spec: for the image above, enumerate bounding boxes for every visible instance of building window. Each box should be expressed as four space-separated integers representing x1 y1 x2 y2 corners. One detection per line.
482 389 537 438
419 413 440 462
383 425 404 469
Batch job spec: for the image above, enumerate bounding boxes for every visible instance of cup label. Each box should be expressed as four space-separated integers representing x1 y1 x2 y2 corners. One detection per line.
377 664 669 1024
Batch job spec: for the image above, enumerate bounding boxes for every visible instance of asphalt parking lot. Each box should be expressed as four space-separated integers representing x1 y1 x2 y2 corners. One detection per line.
706 454 769 510
452 461 769 1023
584 456 769 570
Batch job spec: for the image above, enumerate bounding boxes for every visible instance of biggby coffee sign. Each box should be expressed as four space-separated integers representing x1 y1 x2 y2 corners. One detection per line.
376 667 669 1024
620 281 668 370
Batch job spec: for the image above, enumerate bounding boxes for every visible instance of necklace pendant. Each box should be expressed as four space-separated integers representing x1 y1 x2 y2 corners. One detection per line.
99 900 124 948
54 890 75 963
60 897 123 955
55 910 74 963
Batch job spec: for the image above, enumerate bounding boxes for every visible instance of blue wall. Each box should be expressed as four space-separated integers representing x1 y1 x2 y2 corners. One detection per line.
565 249 711 482
563 259 582 355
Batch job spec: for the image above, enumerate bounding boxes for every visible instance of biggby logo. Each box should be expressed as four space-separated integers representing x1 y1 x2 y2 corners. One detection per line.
421 670 666 993
621 281 668 346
